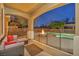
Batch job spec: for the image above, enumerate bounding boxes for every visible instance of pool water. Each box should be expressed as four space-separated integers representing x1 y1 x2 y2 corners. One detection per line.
47 32 74 54
47 32 74 40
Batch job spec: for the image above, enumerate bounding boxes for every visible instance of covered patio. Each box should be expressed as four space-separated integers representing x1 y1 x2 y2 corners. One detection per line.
0 3 79 56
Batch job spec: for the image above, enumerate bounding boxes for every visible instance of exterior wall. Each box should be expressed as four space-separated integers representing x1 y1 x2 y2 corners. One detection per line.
75 4 79 35
5 16 9 35
0 15 2 34
74 4 79 55
0 4 3 35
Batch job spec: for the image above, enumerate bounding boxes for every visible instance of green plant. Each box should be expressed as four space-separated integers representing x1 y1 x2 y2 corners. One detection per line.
48 21 64 29
48 21 64 49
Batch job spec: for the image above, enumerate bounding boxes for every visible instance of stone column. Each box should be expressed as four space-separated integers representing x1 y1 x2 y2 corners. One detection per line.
0 14 2 34
5 16 10 35
27 18 34 40
73 4 79 55
0 4 5 35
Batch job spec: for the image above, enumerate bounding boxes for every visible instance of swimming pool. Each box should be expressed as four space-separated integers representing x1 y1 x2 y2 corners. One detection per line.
47 32 74 53
47 32 74 40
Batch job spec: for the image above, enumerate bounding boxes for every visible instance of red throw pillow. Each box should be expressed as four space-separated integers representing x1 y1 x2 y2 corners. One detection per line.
7 35 14 42
4 41 16 46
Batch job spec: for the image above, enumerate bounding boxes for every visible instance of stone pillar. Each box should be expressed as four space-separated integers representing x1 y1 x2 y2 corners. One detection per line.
5 16 10 35
73 4 79 55
27 18 34 40
0 4 2 35
1 4 9 35
0 4 10 35
0 4 5 35
0 14 2 34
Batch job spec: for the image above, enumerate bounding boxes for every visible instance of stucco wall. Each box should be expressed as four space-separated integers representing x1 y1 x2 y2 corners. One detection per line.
0 15 2 34
0 4 3 34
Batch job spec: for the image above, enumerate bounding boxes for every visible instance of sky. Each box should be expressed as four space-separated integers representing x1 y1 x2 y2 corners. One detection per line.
34 3 75 27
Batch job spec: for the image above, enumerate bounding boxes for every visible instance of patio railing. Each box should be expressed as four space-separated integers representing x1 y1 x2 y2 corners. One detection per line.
34 32 74 54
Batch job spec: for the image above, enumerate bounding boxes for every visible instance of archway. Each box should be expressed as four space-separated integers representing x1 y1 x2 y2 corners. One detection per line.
5 14 28 38
34 3 75 54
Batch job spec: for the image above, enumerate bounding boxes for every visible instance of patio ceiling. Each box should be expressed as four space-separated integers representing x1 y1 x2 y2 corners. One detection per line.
4 3 45 14
2 3 66 20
